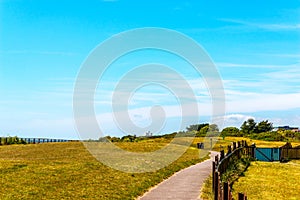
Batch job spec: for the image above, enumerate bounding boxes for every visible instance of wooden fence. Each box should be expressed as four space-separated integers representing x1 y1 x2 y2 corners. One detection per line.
280 142 300 160
212 141 255 200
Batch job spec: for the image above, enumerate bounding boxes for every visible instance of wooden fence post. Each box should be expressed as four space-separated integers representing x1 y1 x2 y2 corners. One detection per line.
215 155 219 166
214 171 219 200
220 150 225 161
251 144 255 158
223 182 229 200
227 145 232 155
237 141 241 148
238 193 245 200
229 185 232 200
212 161 216 192
233 142 236 150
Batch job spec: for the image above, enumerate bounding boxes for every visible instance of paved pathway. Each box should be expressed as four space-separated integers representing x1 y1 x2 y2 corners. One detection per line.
137 151 219 200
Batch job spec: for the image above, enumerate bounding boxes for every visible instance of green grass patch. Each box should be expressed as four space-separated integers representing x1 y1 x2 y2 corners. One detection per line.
232 160 300 200
200 138 300 200
200 175 213 200
220 156 252 183
0 140 208 199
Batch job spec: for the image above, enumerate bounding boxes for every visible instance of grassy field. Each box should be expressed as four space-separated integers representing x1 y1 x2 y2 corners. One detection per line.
200 137 300 200
0 139 208 200
232 160 300 200
1 136 299 199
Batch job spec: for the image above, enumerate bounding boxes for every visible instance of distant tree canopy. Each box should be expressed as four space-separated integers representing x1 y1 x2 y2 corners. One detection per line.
197 125 209 136
254 120 273 133
209 124 219 132
240 118 256 134
186 123 209 132
240 119 273 134
221 127 240 136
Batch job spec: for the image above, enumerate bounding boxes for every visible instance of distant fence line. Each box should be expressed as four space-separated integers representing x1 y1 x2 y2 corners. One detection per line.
0 137 79 145
212 141 254 200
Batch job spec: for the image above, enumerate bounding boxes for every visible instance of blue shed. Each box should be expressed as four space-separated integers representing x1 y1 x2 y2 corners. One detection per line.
255 148 281 161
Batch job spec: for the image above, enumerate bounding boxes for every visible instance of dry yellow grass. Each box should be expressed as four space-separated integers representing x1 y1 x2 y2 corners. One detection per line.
233 160 300 200
200 137 300 200
0 140 208 199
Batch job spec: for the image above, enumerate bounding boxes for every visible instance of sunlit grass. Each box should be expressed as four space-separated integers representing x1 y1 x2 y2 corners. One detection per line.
200 175 214 200
232 160 300 200
0 140 208 199
200 137 300 200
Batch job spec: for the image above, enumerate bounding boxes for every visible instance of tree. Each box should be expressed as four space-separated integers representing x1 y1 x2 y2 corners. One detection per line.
254 120 273 133
196 125 209 137
221 127 240 137
209 124 219 132
186 123 209 132
240 118 256 134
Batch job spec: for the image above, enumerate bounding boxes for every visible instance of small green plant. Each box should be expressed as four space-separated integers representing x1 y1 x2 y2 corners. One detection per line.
200 175 213 200
220 156 252 183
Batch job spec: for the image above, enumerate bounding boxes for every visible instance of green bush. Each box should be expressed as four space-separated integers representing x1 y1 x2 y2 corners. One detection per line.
0 136 26 145
221 127 242 137
248 132 286 141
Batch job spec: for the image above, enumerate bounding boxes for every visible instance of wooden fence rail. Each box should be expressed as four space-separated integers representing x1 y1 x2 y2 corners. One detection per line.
280 143 300 160
212 140 254 200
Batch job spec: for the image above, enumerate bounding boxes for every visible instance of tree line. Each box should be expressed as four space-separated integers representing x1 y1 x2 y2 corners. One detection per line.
188 118 299 141
98 118 299 142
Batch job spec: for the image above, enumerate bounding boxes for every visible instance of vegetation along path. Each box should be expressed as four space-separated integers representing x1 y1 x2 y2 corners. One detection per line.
138 151 219 200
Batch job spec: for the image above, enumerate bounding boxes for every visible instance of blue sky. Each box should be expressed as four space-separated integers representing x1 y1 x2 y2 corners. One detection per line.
1 0 300 139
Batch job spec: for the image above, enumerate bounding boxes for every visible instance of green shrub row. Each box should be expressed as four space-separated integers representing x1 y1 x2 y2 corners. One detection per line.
0 136 26 145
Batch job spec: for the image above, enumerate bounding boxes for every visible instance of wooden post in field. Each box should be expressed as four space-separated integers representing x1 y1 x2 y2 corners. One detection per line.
214 171 219 200
229 186 232 200
223 182 229 200
238 193 245 200
251 144 255 158
220 150 225 161
233 142 236 150
215 155 219 166
237 141 241 148
212 161 216 192
227 145 232 155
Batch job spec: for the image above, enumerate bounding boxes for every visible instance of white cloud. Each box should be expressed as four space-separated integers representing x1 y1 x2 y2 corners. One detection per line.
226 92 300 113
219 18 300 31
215 114 255 129
216 62 287 69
